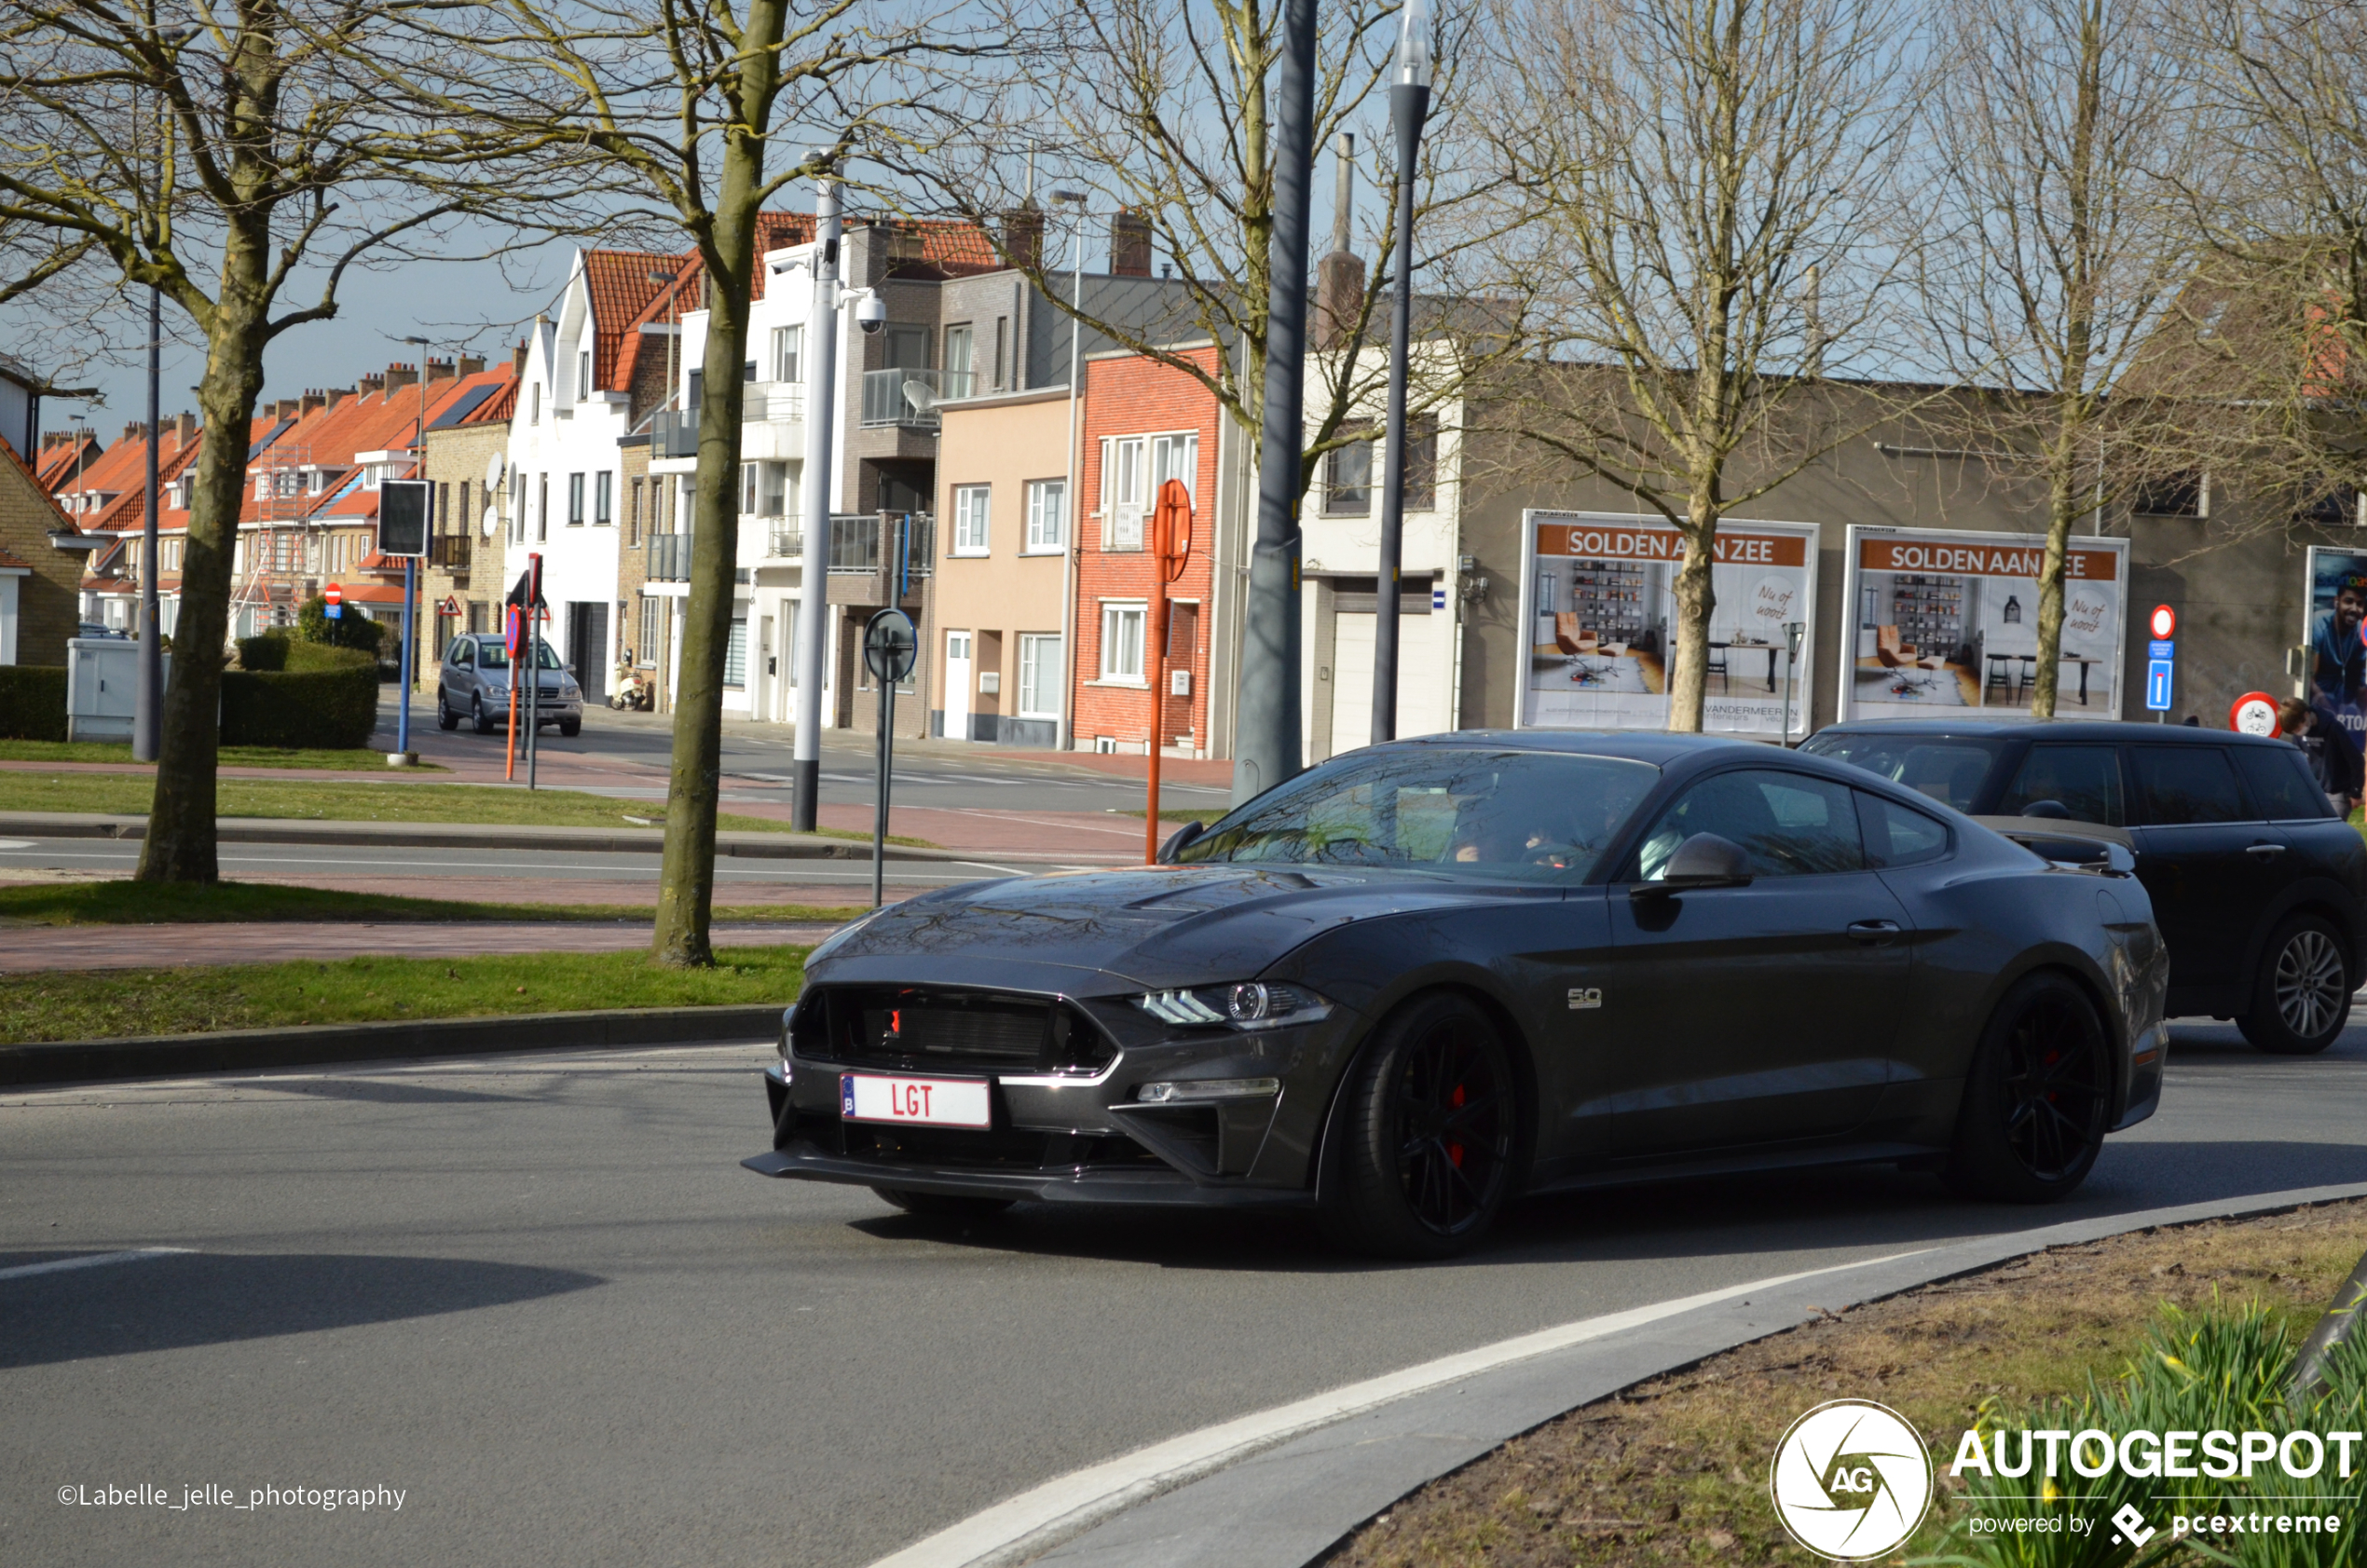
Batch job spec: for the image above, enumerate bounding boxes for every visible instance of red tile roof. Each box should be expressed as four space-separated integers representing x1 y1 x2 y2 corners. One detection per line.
0 544 30 570
583 250 691 395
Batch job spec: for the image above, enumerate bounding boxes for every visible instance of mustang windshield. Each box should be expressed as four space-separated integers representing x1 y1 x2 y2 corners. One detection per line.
1175 749 1659 879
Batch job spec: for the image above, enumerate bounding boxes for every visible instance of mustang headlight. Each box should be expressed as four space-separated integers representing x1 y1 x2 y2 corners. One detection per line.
1134 982 1331 1031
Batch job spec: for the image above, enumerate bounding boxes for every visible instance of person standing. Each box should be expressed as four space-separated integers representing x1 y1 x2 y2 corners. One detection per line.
2280 695 2362 817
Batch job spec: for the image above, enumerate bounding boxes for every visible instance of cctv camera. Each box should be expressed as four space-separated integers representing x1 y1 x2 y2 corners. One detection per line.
855 293 887 335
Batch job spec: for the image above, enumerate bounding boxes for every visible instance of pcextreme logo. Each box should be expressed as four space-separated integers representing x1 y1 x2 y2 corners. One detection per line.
1770 1399 1936 1561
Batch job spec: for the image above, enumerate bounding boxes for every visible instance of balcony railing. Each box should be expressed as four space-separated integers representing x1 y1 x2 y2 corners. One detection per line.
859 367 973 429
747 387 804 425
828 512 936 582
428 534 472 570
647 532 691 582
766 524 805 559
650 410 698 459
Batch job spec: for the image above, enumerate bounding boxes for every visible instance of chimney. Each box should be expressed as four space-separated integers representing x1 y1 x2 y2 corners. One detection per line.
513 338 529 375
123 420 149 445
279 397 304 420
1110 209 1153 278
1315 133 1364 350
1002 201 1045 272
359 373 387 398
325 387 353 410
174 411 198 445
458 355 486 377
426 356 456 384
300 389 326 416
383 361 419 393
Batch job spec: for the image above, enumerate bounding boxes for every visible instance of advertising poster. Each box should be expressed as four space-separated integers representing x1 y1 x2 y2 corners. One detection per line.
1839 525 2128 722
1518 511 1819 737
2304 546 2367 750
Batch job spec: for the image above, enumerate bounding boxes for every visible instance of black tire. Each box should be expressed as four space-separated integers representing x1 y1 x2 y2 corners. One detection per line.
871 1186 1014 1220
2237 915 2351 1056
471 694 494 735
1321 992 1517 1259
559 717 581 737
435 696 458 731
1946 972 2111 1203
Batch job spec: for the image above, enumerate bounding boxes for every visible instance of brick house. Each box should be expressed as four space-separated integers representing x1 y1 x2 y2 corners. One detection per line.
1074 346 1240 757
0 436 85 664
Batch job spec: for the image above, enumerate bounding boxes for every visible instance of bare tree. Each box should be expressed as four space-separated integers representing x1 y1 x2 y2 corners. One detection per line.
1473 0 1920 731
0 0 581 882
904 0 1522 492
1923 0 2216 718
486 0 962 966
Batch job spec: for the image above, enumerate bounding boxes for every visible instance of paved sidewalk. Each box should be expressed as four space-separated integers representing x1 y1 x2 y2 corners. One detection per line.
0 920 841 974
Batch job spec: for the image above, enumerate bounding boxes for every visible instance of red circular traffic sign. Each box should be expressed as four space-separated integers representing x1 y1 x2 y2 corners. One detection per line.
2230 691 2281 737
2148 604 2175 640
323 582 343 607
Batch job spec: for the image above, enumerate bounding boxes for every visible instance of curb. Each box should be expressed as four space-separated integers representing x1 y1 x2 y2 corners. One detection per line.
0 811 1087 866
875 1179 2367 1568
0 1003 785 1087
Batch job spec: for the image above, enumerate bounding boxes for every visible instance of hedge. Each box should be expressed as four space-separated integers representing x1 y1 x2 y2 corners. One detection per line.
0 664 68 741
218 665 379 749
286 641 377 674
236 634 288 671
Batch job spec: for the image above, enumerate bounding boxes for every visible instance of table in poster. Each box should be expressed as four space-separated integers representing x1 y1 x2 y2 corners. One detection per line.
1710 638 1785 691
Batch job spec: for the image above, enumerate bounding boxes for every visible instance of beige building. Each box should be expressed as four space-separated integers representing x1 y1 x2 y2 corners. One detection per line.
419 361 519 694
929 386 1074 747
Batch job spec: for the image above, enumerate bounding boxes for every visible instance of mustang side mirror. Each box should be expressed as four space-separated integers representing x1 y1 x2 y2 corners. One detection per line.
1633 832 1753 898
1157 821 1207 864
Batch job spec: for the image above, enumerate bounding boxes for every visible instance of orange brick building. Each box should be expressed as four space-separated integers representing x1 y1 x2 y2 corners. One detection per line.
1074 348 1231 757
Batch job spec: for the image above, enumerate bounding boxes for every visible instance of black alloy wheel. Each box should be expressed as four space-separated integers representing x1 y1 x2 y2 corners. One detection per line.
1323 992 1517 1259
1946 973 2110 1203
871 1186 1014 1220
2239 915 2350 1056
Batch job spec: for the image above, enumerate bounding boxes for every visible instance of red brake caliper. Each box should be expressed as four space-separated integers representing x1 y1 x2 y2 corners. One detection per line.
1447 1083 1466 1168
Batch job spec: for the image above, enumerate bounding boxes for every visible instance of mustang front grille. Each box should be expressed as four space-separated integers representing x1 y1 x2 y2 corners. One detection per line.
796 986 1116 1077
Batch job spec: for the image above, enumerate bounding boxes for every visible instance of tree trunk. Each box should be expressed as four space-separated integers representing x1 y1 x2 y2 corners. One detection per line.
2030 443 2081 720
1664 490 1720 734
650 8 781 968
136 236 271 884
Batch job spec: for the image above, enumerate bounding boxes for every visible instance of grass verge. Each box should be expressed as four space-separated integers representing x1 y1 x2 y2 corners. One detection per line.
0 740 445 770
0 946 806 1043
0 771 937 845
1328 1199 2367 1567
0 879 863 927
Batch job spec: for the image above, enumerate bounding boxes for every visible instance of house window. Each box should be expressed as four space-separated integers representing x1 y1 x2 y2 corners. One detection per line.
530 382 540 425
1324 437 1374 514
595 470 613 526
1404 415 1438 510
578 349 593 400
952 484 991 554
630 477 643 545
638 595 662 664
1024 479 1066 552
1104 436 1144 550
1019 633 1061 717
992 317 1008 390
438 482 452 533
458 481 471 537
943 323 974 393
307 469 325 495
772 325 802 384
512 472 527 543
1101 602 1145 680
724 614 747 688
537 473 548 540
568 472 586 526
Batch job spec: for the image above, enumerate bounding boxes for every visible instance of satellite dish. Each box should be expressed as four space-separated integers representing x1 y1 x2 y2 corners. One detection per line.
900 378 935 415
482 505 499 539
485 452 506 490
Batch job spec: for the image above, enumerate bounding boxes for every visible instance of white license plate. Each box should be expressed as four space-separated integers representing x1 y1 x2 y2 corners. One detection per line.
840 1072 992 1129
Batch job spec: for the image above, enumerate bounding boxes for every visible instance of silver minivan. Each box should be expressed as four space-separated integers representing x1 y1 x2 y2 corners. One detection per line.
436 634 582 736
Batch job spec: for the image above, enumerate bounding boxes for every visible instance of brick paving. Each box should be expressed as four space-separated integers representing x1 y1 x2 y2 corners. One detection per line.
0 920 841 974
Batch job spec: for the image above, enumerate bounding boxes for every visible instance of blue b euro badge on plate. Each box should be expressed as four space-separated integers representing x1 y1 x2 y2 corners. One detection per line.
840 1074 856 1118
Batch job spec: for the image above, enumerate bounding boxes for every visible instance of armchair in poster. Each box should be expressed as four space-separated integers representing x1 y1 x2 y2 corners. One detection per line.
1518 511 1818 737
2305 547 2367 749
1838 525 2129 722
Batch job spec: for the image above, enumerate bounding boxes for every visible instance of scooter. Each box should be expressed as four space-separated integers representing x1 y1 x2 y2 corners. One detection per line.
609 663 653 711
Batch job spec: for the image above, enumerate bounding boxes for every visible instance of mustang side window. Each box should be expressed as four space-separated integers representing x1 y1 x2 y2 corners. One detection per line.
1996 744 2124 825
1856 791 1950 867
1635 769 1866 879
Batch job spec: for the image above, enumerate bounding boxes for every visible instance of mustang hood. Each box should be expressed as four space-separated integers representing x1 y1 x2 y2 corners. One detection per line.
811 865 1531 992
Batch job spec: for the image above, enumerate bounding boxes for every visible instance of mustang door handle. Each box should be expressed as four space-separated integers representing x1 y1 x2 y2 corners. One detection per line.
2246 843 2287 859
1846 919 1903 944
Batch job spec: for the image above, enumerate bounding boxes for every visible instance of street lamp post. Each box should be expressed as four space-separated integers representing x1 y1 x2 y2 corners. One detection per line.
132 26 192 762
790 164 842 833
1233 0 1319 807
1052 188 1088 754
1370 0 1433 745
398 334 440 761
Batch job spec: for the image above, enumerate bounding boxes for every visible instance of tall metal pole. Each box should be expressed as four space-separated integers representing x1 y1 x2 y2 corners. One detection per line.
133 282 161 760
1371 0 1432 745
398 559 416 755
1054 190 1087 753
791 166 842 832
873 659 892 907
1232 0 1319 807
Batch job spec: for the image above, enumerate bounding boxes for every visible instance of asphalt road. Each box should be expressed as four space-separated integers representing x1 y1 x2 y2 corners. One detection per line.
8 1016 2367 1567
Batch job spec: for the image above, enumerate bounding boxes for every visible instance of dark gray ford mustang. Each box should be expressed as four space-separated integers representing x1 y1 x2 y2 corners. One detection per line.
745 731 2169 1257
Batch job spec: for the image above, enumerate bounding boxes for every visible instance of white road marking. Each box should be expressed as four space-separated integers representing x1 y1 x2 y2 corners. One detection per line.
0 839 36 850
866 1247 1932 1568
0 1248 194 1282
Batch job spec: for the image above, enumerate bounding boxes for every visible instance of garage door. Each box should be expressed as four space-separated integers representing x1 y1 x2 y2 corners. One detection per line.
1330 610 1452 756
